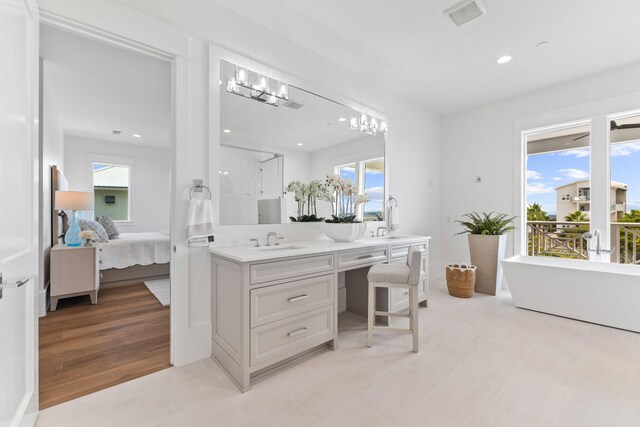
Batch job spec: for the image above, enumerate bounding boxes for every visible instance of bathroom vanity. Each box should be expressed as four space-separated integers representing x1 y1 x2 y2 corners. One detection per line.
210 235 430 391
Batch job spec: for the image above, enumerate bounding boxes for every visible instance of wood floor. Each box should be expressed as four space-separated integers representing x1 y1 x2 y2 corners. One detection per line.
39 283 171 409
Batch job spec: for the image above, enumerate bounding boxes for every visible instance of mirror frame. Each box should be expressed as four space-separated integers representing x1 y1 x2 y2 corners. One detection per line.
209 45 390 232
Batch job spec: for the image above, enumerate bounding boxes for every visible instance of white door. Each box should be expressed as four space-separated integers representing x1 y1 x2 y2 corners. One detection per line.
0 0 40 426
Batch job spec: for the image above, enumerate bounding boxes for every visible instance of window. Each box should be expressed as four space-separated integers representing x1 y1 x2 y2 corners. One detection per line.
93 163 130 221
334 158 385 222
363 158 384 221
336 163 356 183
525 122 591 259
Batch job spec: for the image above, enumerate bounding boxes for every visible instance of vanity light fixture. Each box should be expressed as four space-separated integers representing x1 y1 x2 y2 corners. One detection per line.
348 113 388 136
226 64 289 107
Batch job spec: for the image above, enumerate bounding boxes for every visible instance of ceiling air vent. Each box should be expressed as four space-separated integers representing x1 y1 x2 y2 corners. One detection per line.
444 0 486 26
111 130 122 135
283 100 304 110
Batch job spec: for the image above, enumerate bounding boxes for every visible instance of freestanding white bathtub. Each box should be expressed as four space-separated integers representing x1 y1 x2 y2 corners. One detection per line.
502 255 640 332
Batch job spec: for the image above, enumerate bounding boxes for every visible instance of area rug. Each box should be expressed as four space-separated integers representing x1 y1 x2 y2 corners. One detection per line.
143 279 170 306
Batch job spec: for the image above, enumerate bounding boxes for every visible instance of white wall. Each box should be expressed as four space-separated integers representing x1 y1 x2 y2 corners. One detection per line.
442 61 640 265
38 76 64 316
63 136 170 232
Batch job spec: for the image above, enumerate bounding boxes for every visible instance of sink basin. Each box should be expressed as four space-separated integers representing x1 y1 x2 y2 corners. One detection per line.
382 235 410 240
256 245 304 251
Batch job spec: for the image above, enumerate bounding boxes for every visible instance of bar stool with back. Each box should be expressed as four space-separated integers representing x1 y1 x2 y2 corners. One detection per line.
366 245 423 352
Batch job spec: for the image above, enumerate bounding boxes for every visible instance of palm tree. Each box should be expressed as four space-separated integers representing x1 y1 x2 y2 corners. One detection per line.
620 209 640 223
527 203 550 221
564 211 588 222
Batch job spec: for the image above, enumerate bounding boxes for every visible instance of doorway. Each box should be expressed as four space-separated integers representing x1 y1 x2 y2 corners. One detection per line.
38 24 173 409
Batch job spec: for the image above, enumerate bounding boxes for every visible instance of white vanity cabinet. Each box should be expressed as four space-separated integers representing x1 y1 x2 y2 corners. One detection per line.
211 236 430 392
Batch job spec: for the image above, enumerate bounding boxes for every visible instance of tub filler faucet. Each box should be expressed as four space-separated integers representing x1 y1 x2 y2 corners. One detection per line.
582 229 612 257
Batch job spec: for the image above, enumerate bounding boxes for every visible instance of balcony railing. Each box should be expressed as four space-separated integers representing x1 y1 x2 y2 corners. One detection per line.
527 221 640 264
527 221 589 259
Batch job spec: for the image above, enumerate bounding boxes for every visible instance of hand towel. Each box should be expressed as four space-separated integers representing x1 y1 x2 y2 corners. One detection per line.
389 205 400 231
187 198 215 247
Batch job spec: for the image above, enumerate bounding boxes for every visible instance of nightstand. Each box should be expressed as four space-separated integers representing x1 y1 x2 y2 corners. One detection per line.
50 244 100 311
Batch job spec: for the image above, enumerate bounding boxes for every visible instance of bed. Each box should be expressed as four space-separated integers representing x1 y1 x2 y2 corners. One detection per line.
96 231 170 286
52 165 170 287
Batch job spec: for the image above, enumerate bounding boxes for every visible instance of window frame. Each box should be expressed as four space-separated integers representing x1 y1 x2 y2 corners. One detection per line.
89 154 134 223
333 156 385 222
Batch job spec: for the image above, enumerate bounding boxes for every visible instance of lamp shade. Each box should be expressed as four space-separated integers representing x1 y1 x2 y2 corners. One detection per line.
54 191 94 211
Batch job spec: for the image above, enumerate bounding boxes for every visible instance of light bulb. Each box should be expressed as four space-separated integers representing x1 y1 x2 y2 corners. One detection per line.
237 68 248 85
259 76 267 91
380 121 388 132
349 117 359 130
370 117 379 130
267 92 277 105
226 77 238 93
360 114 369 131
278 84 288 100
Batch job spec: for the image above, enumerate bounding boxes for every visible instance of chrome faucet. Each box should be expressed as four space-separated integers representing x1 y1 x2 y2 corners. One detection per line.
582 229 612 256
249 238 260 248
266 232 278 246
376 226 387 237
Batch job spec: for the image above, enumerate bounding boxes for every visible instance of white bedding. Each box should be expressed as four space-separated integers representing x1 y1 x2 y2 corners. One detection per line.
95 232 170 270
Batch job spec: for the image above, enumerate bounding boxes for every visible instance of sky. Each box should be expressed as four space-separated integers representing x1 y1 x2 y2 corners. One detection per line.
338 164 384 214
527 140 640 216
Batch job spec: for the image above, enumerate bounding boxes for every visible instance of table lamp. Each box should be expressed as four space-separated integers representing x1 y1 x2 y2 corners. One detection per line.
54 191 94 247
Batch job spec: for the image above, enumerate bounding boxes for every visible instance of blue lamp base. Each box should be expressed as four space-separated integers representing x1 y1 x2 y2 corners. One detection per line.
65 210 82 247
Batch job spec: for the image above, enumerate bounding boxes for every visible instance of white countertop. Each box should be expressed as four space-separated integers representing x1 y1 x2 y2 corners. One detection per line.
209 235 430 263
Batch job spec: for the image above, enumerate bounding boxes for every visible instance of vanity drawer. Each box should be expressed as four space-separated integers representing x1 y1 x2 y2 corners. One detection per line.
389 242 427 259
250 274 334 327
250 254 334 285
250 306 334 368
337 246 388 269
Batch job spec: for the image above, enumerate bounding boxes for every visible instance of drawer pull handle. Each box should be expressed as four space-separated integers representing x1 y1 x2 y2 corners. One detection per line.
287 327 308 337
288 294 308 303
357 254 373 260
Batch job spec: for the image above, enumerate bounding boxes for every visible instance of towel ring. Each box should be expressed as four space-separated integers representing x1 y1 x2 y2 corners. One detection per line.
388 195 398 208
189 185 212 200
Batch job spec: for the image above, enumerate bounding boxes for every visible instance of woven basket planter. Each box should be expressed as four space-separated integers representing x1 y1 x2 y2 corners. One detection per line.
445 263 477 298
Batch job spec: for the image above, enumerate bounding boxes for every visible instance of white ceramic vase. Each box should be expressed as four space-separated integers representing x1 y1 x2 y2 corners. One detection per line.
322 222 367 242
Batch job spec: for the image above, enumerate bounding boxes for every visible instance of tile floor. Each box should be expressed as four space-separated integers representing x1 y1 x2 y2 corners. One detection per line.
36 281 640 426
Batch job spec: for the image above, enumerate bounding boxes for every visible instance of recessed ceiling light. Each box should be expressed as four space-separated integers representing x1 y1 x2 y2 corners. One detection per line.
223 129 231 133
338 117 346 122
133 134 141 138
297 143 303 146
496 55 512 64
537 41 549 48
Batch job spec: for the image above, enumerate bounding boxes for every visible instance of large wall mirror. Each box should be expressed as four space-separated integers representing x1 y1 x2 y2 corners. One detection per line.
219 59 386 226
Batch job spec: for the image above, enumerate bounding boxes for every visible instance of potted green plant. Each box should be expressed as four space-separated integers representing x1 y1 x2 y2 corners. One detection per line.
321 174 369 241
285 180 324 222
456 212 516 295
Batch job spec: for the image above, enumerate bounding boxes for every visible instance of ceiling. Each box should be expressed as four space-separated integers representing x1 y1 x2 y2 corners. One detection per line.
528 115 640 155
220 60 384 153
211 0 640 114
40 25 171 148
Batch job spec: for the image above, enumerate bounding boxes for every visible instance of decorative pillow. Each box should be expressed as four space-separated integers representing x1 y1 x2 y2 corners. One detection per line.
97 215 120 239
78 219 109 242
